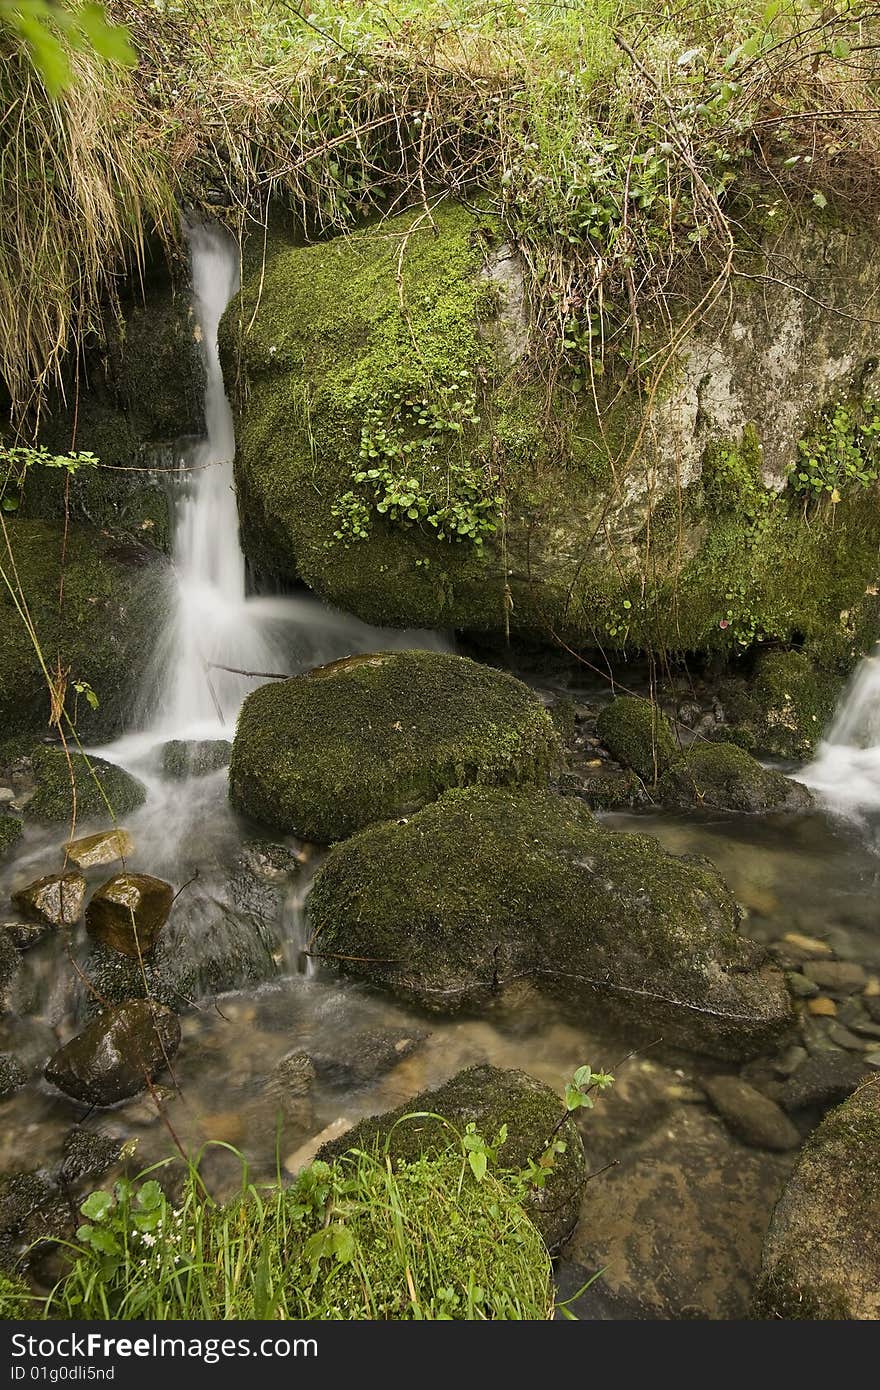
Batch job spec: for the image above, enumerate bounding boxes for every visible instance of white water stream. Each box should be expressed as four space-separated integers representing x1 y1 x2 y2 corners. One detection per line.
799 645 880 817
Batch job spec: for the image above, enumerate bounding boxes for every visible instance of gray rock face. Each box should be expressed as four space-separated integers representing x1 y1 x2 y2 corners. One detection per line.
563 1105 792 1319
85 873 174 957
318 1064 586 1251
45 1000 181 1106
754 1079 880 1319
704 1075 801 1151
12 872 86 928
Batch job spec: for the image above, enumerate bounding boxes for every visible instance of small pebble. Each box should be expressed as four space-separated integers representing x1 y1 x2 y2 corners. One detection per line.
0 788 14 804
782 932 833 958
825 1021 872 1052
788 972 819 999
803 961 867 994
807 996 837 1017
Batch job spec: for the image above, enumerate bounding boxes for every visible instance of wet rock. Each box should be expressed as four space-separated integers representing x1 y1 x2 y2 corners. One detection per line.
0 816 22 859
318 1064 586 1251
782 932 833 959
562 1105 792 1319
754 1079 880 1318
310 1028 426 1088
0 932 21 1009
12 872 86 928
230 841 300 927
309 786 794 1060
229 650 560 842
45 1000 181 1106
25 748 146 823
161 739 231 780
0 1052 26 1099
595 697 678 783
64 828 133 870
59 1129 125 1185
704 1076 801 1151
560 768 646 812
773 1044 808 1077
780 1053 870 1114
263 1049 316 1126
786 972 819 999
85 873 173 957
825 1022 871 1052
658 742 813 814
1 918 47 951
0 1169 71 1266
803 960 867 994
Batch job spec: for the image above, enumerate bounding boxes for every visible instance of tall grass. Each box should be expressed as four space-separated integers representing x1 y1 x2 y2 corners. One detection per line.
46 1136 554 1321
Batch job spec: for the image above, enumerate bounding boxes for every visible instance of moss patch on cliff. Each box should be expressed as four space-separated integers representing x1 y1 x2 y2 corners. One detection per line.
0 519 169 741
229 650 559 842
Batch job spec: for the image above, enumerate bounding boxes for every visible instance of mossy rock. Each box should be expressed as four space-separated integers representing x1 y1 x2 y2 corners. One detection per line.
658 742 814 814
0 1268 30 1316
25 748 146 823
719 650 842 760
161 739 231 780
0 817 22 860
753 1078 880 1319
229 650 559 842
0 520 169 740
319 1063 586 1251
223 207 880 662
309 785 793 1058
595 697 678 783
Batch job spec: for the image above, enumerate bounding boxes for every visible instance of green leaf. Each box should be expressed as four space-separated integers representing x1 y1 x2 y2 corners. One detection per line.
468 1150 487 1182
812 191 828 209
81 1190 114 1222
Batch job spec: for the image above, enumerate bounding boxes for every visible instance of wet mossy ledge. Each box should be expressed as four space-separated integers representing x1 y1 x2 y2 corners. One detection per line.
753 1078 880 1320
229 649 559 842
308 785 793 1059
222 202 880 672
0 519 169 741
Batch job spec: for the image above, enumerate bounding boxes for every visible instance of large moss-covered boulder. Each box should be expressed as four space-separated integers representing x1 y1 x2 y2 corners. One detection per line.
25 748 146 823
319 1064 586 1251
596 697 678 782
223 204 880 662
229 650 558 842
753 1079 880 1319
658 742 814 813
0 521 169 740
309 785 793 1058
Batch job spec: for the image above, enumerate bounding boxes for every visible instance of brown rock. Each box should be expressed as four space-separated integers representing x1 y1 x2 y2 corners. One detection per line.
44 1000 180 1106
807 996 837 1017
85 873 173 957
704 1075 801 1151
782 933 833 958
64 829 133 870
12 872 85 928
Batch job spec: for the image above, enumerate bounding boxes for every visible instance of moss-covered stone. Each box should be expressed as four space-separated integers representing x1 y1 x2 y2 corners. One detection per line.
309 785 793 1058
25 748 146 823
0 1268 30 1316
0 520 169 741
0 1053 26 1101
0 817 21 860
753 1078 880 1319
223 207 880 664
229 650 559 842
718 650 842 760
319 1064 586 1251
595 697 678 782
658 742 814 813
161 739 231 780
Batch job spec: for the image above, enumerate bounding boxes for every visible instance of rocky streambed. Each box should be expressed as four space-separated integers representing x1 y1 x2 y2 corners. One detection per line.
1 646 879 1318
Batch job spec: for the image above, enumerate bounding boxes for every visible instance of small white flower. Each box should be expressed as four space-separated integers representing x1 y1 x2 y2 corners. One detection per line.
141 1232 157 1247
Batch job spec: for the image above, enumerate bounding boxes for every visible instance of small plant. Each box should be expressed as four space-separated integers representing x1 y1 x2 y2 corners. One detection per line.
791 400 880 502
0 443 99 512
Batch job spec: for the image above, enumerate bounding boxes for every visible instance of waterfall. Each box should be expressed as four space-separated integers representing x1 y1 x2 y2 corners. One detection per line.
799 646 880 815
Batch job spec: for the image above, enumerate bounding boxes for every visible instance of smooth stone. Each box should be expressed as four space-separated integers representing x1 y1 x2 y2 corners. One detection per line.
850 1018 880 1039
787 972 819 999
703 1075 801 1151
803 961 867 994
12 872 86 928
864 995 880 1024
44 1000 180 1107
780 1053 870 1113
772 1044 808 1077
85 873 174 957
64 829 133 870
782 933 833 958
309 1028 426 1088
807 996 837 1016
825 1021 874 1052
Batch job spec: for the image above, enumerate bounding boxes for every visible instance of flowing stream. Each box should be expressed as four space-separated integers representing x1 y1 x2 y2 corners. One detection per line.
799 646 880 820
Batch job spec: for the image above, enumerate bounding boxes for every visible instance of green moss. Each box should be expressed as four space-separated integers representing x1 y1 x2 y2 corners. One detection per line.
26 748 146 823
595 696 678 783
750 651 840 759
309 784 793 1058
0 817 22 859
319 1064 586 1252
0 1268 30 1318
229 650 559 842
0 519 169 740
658 741 813 813
161 739 231 780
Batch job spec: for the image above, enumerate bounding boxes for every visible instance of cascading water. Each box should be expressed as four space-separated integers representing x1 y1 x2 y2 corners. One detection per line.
799 645 880 817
